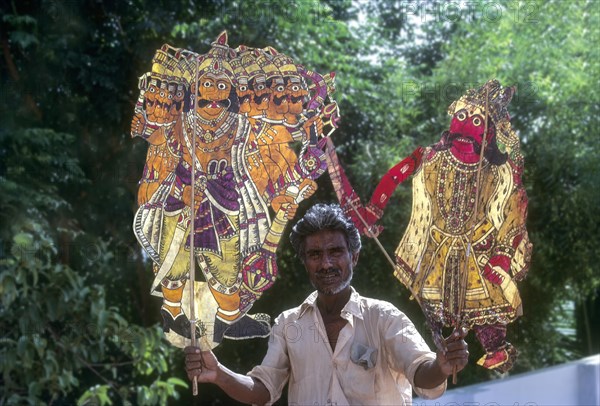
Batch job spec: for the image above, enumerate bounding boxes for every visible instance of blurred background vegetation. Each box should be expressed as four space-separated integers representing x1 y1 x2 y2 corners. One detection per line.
1 0 598 404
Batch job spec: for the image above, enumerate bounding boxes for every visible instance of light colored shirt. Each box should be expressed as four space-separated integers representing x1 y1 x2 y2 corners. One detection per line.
248 288 446 405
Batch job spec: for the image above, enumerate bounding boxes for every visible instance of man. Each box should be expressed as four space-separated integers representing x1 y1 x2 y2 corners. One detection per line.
185 203 469 405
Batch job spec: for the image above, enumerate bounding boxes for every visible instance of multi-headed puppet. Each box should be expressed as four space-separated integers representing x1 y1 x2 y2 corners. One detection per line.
132 32 338 349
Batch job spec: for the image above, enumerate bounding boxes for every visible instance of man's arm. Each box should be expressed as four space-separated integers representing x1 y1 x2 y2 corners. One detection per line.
414 328 469 389
184 347 271 405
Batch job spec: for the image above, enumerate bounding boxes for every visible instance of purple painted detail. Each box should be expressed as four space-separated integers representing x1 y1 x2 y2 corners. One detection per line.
297 65 328 111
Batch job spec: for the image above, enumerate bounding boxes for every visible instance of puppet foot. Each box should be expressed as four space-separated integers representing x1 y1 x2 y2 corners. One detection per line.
213 315 270 343
160 307 201 339
476 343 517 372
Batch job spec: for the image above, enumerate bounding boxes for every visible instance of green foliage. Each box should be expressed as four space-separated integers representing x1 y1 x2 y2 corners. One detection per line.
1 0 598 403
350 0 600 370
0 128 182 404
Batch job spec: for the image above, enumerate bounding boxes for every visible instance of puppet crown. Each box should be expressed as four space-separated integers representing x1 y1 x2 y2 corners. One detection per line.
197 31 235 80
448 79 516 125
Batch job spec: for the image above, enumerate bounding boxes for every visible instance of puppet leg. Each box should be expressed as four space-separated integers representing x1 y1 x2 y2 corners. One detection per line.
210 286 269 343
160 279 201 339
200 239 270 343
474 323 517 372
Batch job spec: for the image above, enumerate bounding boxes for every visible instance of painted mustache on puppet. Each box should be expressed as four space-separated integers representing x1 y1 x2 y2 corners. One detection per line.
197 98 231 109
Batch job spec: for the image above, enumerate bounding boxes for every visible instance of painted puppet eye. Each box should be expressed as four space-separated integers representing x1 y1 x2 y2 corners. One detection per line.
203 81 212 88
217 82 228 90
239 85 248 91
176 91 183 98
456 111 467 121
276 85 285 92
257 84 265 90
472 117 482 126
291 85 300 91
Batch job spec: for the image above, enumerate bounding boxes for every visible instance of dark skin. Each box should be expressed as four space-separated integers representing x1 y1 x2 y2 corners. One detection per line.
185 229 469 403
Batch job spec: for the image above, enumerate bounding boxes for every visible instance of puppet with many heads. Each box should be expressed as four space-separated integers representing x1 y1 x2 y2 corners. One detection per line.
131 31 338 351
329 80 531 373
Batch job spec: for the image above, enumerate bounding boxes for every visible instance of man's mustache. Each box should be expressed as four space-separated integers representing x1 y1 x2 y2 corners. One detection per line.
317 268 340 275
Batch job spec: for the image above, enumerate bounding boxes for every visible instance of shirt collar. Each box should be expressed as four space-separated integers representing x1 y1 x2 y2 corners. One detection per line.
297 287 364 320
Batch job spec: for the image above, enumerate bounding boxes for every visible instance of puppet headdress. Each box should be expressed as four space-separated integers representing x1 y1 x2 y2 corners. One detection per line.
448 79 516 125
197 31 235 80
256 48 281 80
241 49 264 80
231 45 253 86
268 47 299 78
449 79 521 159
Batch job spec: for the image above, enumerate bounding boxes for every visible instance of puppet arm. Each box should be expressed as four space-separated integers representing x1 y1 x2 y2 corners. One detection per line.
325 138 423 237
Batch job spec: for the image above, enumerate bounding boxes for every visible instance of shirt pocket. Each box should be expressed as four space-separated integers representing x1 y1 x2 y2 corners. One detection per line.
340 356 377 401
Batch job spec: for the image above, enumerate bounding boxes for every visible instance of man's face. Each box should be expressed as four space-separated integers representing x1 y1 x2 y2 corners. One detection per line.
303 230 358 296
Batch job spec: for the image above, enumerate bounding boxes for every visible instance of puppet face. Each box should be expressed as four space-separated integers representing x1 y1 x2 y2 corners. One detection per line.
447 102 496 163
236 79 252 114
450 109 485 143
144 80 160 120
303 230 358 296
169 83 185 118
267 76 289 116
285 76 307 116
195 72 232 119
146 82 173 124
249 75 270 112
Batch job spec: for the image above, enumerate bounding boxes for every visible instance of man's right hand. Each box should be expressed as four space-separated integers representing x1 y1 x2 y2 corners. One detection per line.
184 347 219 383
183 346 271 404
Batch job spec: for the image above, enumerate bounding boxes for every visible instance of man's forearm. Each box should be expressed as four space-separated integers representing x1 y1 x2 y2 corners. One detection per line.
414 359 448 389
215 364 271 405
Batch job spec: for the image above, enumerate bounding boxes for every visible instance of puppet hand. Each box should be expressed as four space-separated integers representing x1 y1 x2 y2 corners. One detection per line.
131 115 146 137
361 202 384 238
362 223 384 238
271 195 298 219
297 179 317 201
436 328 469 376
184 347 220 383
483 255 509 285
182 185 204 210
303 114 323 137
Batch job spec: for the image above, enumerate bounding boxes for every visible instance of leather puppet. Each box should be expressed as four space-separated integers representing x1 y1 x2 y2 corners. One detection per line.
130 31 338 352
328 80 532 373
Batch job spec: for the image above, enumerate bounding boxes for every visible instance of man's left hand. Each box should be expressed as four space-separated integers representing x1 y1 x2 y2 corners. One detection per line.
436 328 469 376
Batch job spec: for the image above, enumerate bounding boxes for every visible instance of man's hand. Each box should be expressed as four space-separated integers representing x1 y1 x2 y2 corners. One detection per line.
435 328 469 376
184 346 271 404
184 347 219 383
